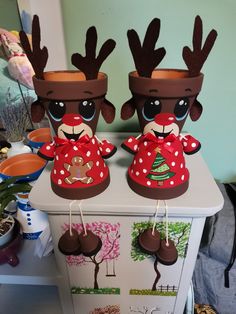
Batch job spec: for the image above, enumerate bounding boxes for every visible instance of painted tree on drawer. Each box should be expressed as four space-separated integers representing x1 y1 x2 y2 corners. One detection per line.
131 221 190 292
65 221 120 289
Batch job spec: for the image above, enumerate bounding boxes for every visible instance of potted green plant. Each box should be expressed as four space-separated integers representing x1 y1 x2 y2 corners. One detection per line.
0 176 32 246
0 88 32 158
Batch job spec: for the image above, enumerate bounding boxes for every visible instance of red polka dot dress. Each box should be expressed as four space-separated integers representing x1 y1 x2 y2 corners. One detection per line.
122 132 200 197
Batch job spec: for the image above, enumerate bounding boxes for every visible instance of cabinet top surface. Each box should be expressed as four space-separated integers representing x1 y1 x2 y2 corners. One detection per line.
29 132 224 217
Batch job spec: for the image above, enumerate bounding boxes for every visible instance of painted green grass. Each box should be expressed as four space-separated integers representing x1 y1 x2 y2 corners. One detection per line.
71 287 120 295
129 289 177 296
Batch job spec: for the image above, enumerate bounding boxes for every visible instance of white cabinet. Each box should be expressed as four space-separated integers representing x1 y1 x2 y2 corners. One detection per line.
29 132 223 314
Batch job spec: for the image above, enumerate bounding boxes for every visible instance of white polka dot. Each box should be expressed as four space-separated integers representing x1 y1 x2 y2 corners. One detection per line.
134 144 138 151
131 169 134 174
136 171 140 176
147 181 151 186
53 169 57 174
171 162 175 166
58 179 62 185
174 151 179 157
86 151 91 157
139 158 143 163
105 148 111 153
97 150 100 155
60 170 65 175
166 142 171 146
180 163 183 168
74 116 80 120
170 181 174 185
143 168 147 173
92 138 95 144
128 138 133 143
183 142 188 147
65 154 68 158
96 161 99 167
100 172 104 178
169 117 174 121
144 141 147 146
147 152 151 156
191 142 197 148
181 175 185 181
56 155 59 160
134 160 136 165
46 145 51 150
73 146 78 151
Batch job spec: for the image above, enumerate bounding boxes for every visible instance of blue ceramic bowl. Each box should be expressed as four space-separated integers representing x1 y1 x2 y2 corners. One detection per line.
0 153 47 182
27 128 52 150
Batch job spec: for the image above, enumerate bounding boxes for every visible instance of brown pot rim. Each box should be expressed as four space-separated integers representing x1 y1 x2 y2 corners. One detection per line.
33 71 108 100
129 69 204 98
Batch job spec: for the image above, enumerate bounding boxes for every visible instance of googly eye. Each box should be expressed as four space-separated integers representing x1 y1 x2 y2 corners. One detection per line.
174 98 189 121
142 98 162 121
79 100 96 121
48 101 66 121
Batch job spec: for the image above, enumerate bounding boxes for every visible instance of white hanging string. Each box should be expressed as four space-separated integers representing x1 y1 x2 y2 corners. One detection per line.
78 200 87 236
69 200 77 236
164 200 169 246
152 200 160 235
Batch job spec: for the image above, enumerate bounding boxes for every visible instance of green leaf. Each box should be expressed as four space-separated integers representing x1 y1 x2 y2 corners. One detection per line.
0 183 32 204
0 194 17 216
0 176 26 191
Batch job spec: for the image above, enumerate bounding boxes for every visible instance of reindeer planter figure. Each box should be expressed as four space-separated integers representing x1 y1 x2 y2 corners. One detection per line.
20 16 116 256
20 16 116 200
121 16 217 200
121 17 217 264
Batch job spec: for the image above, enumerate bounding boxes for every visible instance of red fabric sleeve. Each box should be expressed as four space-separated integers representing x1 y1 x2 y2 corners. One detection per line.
38 141 55 160
181 135 201 155
121 136 139 154
98 140 117 159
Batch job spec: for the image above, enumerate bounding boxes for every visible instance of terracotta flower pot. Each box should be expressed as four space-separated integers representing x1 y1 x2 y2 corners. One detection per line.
129 69 203 133
33 71 108 137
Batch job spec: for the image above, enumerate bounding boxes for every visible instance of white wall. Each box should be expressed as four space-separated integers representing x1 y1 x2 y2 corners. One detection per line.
17 0 67 71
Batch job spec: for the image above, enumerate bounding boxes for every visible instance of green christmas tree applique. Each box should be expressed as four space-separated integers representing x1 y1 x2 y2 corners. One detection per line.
147 152 175 185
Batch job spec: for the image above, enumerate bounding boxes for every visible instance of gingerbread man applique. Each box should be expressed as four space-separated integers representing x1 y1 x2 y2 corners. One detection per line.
64 156 93 185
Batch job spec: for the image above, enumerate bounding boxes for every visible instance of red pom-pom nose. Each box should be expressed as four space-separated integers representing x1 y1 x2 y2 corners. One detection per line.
154 113 176 126
62 114 83 126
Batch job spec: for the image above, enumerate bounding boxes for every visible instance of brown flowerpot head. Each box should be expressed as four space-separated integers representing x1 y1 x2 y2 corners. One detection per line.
121 16 217 200
32 71 110 138
20 15 116 141
127 69 204 135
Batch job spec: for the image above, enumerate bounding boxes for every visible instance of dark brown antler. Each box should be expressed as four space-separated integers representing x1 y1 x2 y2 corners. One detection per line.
71 26 116 80
127 18 166 78
183 15 217 77
19 15 48 80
